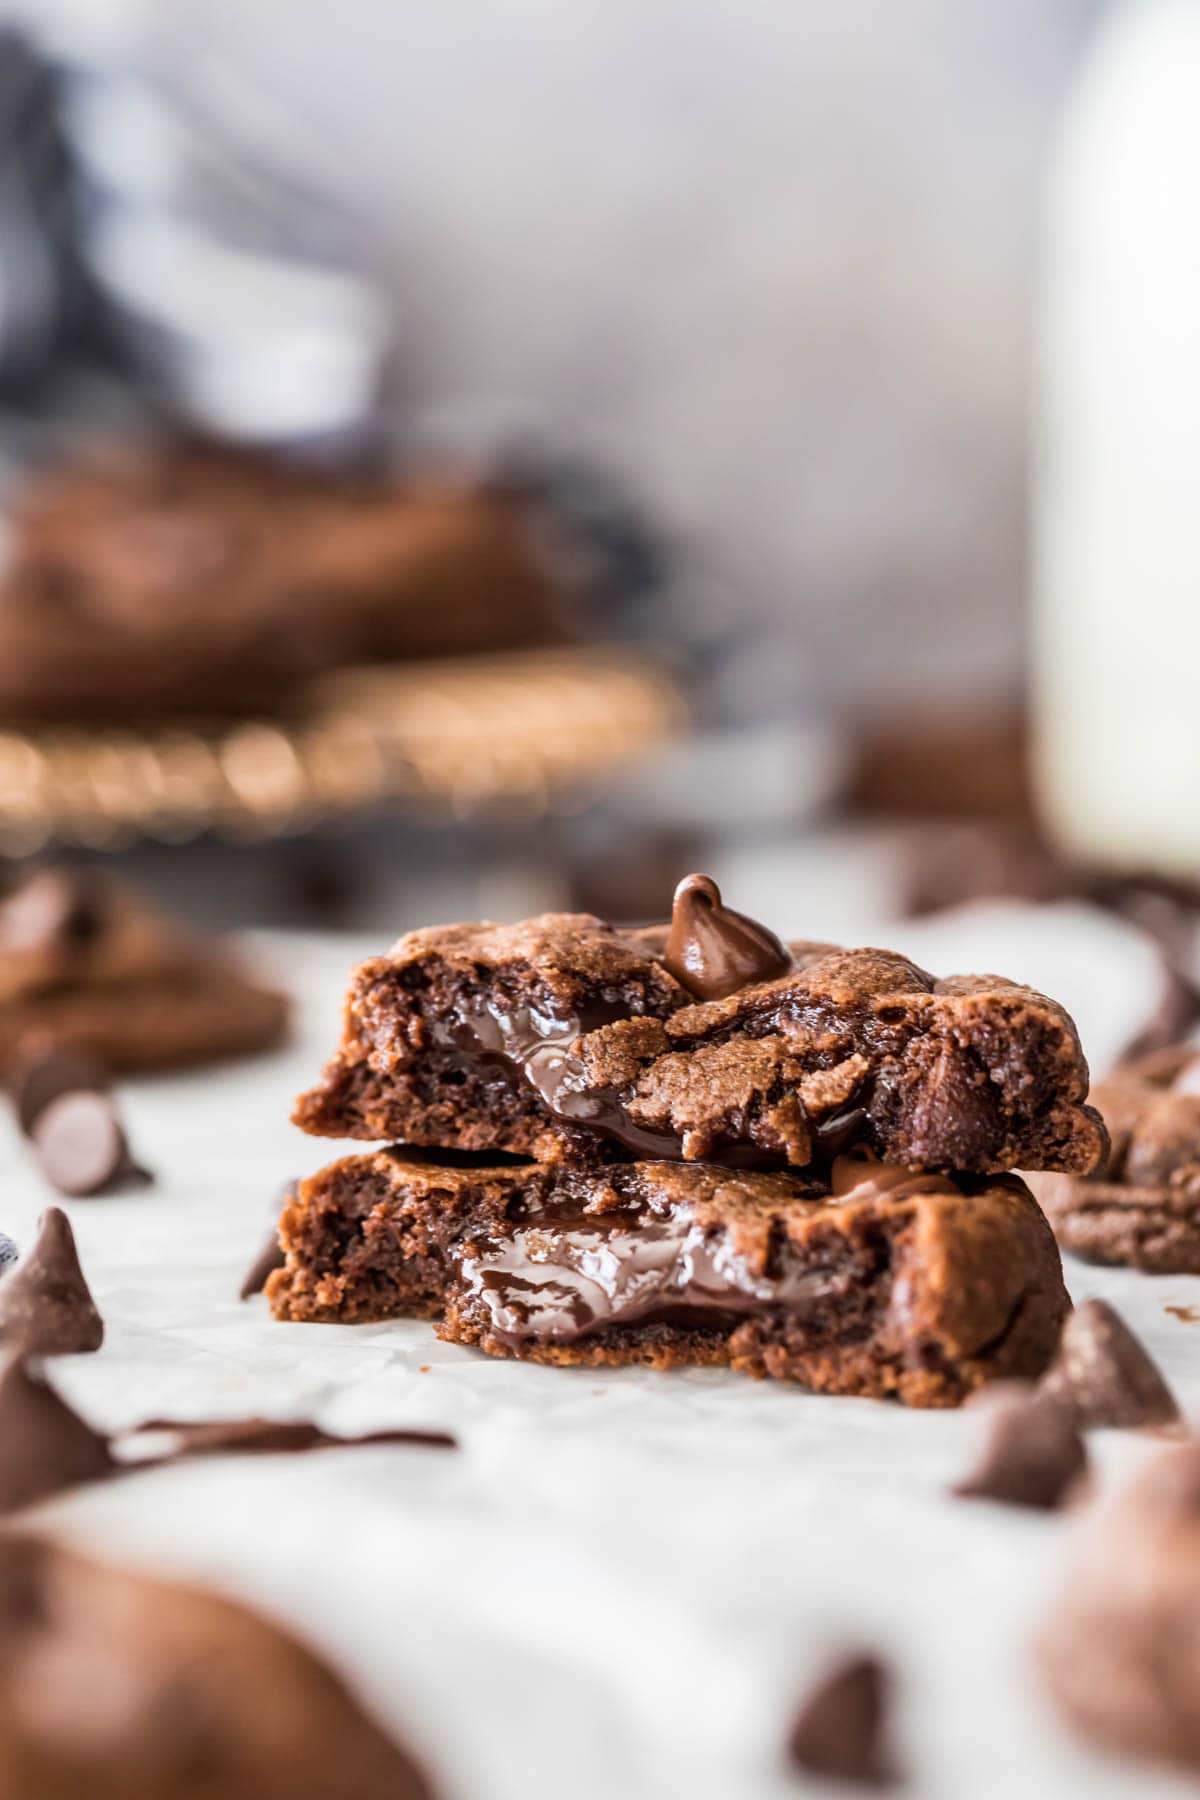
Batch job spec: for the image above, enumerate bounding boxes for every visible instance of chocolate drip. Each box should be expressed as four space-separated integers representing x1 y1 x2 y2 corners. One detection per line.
663 873 791 1002
455 1202 860 1350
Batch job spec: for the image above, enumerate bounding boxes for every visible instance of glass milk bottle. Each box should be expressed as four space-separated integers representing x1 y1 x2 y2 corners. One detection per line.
1034 0 1200 873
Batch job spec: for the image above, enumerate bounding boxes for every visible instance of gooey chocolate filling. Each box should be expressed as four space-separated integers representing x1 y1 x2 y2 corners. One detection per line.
430 993 687 1158
421 874 826 1163
429 992 870 1167
453 1157 959 1351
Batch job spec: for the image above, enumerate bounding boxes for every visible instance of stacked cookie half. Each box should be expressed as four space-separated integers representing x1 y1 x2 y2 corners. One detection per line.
271 876 1106 1407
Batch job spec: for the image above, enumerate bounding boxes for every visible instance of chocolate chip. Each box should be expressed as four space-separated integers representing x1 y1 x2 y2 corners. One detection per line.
0 1353 113 1512
31 1090 151 1197
0 1234 17 1276
953 1383 1087 1510
663 872 791 1001
121 1416 457 1459
0 1207 104 1355
239 1229 285 1302
1040 1299 1179 1429
787 1652 900 1787
9 1045 110 1137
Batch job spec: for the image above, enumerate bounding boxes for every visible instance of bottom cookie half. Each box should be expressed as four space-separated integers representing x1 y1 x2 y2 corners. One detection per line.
268 1152 1068 1410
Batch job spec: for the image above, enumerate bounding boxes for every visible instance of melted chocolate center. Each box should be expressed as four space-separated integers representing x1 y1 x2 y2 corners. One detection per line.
429 904 870 1167
454 1201 860 1349
431 995 686 1157
663 873 792 1002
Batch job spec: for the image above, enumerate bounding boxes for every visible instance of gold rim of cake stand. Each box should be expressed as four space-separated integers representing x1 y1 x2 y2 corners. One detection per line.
0 648 685 853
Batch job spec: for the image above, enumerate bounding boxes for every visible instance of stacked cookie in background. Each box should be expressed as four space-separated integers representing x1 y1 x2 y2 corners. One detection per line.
0 863 288 1201
270 874 1108 1407
1029 1043 1200 1273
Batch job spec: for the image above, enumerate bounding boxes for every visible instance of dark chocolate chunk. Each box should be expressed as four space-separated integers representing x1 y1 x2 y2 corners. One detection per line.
9 1044 109 1137
239 1228 285 1301
953 1382 1087 1510
0 1206 104 1355
0 1354 114 1512
122 1416 457 1459
31 1089 151 1197
663 872 791 1001
0 1234 16 1276
787 1652 900 1787
1040 1299 1179 1429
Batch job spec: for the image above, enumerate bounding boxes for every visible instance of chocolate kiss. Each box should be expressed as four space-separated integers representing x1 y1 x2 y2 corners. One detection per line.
663 873 791 1001
1039 1298 1178 1429
0 1354 113 1513
0 1208 104 1355
787 1653 900 1787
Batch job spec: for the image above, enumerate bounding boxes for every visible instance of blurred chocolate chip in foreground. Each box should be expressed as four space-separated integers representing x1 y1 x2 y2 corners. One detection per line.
787 1652 901 1787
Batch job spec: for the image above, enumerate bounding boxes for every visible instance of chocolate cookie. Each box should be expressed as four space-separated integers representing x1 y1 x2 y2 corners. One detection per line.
295 878 1105 1176
1040 1443 1200 1775
0 866 287 1076
267 1151 1069 1409
1028 1046 1200 1271
0 439 564 721
0 1533 432 1798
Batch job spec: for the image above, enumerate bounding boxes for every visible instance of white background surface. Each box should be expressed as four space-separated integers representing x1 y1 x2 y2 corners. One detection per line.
7 918 1199 1800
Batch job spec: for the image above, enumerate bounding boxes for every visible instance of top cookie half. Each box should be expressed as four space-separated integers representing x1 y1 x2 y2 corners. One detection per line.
294 906 1106 1176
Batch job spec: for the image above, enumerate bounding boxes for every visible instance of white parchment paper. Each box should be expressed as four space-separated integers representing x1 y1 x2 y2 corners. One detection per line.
6 922 1197 1800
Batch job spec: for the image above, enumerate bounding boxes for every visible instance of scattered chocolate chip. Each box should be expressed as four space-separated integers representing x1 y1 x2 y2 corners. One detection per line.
9 1045 110 1137
787 1652 900 1788
239 1229 285 1302
663 872 791 1002
0 1354 114 1512
120 1416 457 1460
1040 1299 1179 1429
0 1235 16 1276
953 1382 1087 1510
31 1090 151 1197
0 1207 104 1355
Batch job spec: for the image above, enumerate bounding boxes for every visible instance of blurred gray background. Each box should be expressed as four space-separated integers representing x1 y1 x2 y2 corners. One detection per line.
9 0 1106 717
